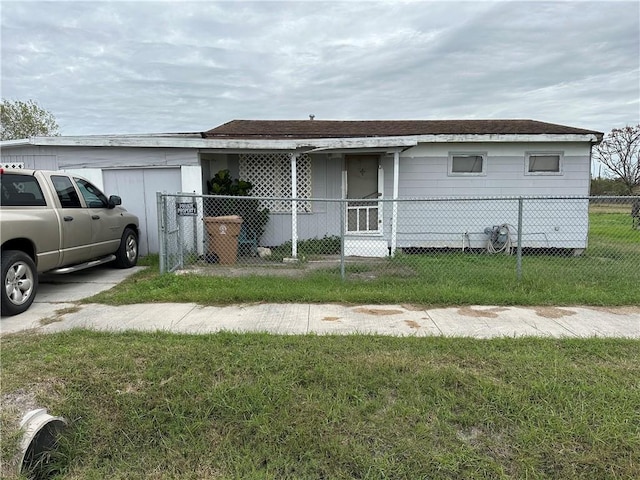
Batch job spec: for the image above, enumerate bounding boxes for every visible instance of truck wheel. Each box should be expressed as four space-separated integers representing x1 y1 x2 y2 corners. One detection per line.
114 228 139 268
1 250 38 316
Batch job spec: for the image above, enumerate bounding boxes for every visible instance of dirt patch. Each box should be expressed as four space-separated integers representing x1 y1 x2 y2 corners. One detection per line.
176 265 308 278
353 308 404 316
175 257 417 280
322 316 341 322
348 265 416 281
349 272 379 281
588 306 640 315
457 307 509 318
39 306 81 326
0 389 40 419
404 320 421 329
534 307 577 319
400 304 425 311
456 426 484 445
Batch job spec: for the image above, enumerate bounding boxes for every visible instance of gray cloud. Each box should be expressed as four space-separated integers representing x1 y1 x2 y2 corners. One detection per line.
1 1 638 135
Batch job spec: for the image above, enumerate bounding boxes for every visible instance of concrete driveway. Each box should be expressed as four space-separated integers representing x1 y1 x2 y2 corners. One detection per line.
1 266 145 332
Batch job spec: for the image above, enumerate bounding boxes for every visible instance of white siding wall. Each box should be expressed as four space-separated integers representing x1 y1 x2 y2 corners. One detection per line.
103 168 182 256
397 142 591 198
1 145 199 169
55 146 199 169
388 141 592 249
1 153 58 170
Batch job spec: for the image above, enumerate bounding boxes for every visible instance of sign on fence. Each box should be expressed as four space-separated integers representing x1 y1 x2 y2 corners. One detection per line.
176 202 197 216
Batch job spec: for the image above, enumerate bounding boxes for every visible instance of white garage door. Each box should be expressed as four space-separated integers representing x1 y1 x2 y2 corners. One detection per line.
103 168 181 256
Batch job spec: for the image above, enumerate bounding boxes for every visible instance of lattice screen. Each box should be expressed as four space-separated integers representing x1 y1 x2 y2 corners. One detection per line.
239 153 312 213
1 162 24 169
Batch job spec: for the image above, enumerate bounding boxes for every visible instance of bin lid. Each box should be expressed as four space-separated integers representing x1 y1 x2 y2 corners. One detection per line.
204 215 243 223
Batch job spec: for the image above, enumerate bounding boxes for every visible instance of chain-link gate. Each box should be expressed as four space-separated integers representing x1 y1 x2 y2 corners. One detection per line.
158 193 640 286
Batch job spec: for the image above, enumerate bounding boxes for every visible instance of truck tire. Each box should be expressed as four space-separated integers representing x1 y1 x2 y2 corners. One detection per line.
1 250 38 316
114 228 139 268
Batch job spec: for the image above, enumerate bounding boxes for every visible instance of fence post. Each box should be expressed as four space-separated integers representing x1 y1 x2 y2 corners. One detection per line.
516 197 523 281
391 150 400 256
157 192 166 274
291 153 298 259
177 195 184 270
340 198 346 281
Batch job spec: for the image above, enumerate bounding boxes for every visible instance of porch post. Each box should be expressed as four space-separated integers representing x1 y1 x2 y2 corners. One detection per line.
391 150 400 256
291 152 298 259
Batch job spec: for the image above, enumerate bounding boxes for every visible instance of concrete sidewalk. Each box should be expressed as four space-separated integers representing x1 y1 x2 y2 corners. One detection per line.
0 266 638 337
3 301 639 338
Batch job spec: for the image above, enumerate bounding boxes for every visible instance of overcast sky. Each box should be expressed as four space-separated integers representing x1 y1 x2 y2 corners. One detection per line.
1 0 638 136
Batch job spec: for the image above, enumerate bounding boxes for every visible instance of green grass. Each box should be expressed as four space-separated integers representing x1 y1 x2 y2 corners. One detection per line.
89 212 640 306
1 332 639 479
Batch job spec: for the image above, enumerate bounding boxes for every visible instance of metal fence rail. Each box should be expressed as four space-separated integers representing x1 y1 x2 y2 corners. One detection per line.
158 193 640 283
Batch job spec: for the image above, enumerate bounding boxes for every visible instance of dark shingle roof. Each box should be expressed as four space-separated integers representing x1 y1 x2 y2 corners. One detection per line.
203 119 603 140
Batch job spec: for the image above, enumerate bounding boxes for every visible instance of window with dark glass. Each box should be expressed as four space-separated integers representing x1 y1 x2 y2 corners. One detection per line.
527 154 561 173
74 177 108 208
52 175 81 208
449 153 486 175
0 174 46 206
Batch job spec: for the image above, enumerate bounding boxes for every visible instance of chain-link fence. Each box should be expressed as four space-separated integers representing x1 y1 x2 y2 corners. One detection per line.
158 193 640 284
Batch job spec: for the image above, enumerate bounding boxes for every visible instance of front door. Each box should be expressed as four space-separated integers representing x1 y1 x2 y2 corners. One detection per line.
345 155 383 233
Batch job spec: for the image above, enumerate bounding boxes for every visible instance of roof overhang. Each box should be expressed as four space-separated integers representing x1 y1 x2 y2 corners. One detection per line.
0 135 418 150
412 133 601 143
0 133 600 150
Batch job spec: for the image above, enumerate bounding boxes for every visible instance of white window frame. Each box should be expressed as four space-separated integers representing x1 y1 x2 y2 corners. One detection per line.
525 152 563 175
448 152 487 176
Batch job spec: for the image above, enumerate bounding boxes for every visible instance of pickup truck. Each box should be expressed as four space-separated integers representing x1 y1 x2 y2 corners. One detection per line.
1 169 140 316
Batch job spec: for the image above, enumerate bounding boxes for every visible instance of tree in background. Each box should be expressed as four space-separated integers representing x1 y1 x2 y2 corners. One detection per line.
590 177 630 196
593 125 640 194
1 99 60 140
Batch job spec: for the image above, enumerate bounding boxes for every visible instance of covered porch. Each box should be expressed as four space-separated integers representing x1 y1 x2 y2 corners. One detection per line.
198 140 414 259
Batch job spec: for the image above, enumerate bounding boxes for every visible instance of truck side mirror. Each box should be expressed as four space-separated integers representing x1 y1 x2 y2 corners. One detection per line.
108 195 122 208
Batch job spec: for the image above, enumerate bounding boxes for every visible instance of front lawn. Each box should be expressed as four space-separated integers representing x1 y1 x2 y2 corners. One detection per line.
1 332 639 479
88 211 640 306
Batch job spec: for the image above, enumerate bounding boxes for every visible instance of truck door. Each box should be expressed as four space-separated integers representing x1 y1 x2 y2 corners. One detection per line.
73 177 123 258
50 175 93 265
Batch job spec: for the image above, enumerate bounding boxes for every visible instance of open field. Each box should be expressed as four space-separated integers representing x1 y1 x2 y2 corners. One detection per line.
1 332 639 479
89 211 640 306
589 203 633 214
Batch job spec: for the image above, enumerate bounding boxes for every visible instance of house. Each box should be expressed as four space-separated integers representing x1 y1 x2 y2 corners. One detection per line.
0 119 603 257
